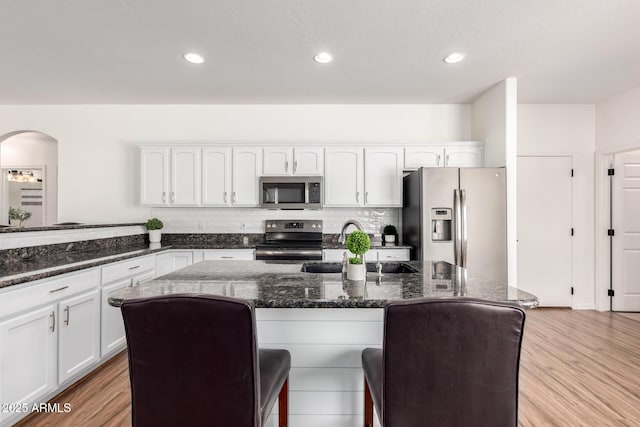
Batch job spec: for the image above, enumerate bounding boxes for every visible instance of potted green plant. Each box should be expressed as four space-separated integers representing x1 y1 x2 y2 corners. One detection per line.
383 224 397 246
345 230 371 280
145 217 164 243
9 207 32 228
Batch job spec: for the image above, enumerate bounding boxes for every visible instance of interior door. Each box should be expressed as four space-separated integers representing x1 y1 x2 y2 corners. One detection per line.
612 152 640 311
517 156 572 306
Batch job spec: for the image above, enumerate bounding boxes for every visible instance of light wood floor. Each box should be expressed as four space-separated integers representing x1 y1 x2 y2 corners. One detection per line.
15 309 640 426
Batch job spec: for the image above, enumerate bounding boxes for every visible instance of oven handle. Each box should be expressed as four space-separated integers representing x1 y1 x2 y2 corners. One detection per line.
255 249 322 256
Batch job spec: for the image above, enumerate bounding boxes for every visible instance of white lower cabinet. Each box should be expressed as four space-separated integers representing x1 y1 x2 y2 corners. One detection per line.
155 250 194 277
323 248 410 262
0 305 57 424
100 279 130 357
58 290 100 384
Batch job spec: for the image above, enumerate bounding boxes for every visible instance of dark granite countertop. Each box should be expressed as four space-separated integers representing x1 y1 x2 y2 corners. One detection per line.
0 245 168 289
108 260 539 309
0 222 144 233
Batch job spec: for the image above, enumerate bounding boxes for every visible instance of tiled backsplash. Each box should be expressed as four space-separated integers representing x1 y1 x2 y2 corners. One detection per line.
149 207 400 234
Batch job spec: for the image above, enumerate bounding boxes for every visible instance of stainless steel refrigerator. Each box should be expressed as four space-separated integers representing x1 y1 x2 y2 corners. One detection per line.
402 167 507 282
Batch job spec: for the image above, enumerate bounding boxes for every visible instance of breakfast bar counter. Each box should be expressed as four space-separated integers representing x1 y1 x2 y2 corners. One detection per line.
108 259 538 308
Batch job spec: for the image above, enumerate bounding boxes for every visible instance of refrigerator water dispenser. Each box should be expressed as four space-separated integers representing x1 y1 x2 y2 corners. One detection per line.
431 208 452 241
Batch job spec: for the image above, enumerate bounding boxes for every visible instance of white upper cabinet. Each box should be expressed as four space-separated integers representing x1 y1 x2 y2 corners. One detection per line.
233 147 262 206
171 147 201 205
293 147 324 175
403 144 483 169
404 146 444 169
444 146 483 167
141 146 200 206
263 147 324 175
324 148 364 207
202 147 232 206
263 147 293 175
364 147 403 206
140 147 170 205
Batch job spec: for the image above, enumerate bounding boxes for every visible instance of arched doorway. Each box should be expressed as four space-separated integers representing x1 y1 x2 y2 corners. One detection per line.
0 131 58 226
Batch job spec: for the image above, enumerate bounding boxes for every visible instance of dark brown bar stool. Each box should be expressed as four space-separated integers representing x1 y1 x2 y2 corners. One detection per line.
121 294 290 427
362 298 526 427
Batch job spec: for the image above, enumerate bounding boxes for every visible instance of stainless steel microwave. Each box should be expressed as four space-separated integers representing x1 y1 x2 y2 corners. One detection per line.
259 176 323 209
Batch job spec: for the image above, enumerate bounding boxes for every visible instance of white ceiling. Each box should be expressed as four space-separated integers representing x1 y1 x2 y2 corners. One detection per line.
2 0 640 104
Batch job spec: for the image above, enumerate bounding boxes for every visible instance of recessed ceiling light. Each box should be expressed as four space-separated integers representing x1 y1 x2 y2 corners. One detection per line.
183 53 205 64
443 52 465 64
314 52 333 64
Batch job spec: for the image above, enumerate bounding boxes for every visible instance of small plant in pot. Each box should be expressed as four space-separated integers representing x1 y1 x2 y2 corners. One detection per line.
345 230 371 281
9 207 32 228
383 225 397 246
145 218 164 243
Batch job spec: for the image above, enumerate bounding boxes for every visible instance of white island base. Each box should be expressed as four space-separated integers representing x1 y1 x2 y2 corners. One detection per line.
258 308 383 427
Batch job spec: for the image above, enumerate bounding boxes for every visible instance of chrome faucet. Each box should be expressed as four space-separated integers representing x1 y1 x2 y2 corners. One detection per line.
338 219 365 244
376 252 383 278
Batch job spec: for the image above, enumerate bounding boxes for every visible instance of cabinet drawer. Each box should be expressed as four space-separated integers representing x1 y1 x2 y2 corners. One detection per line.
0 269 100 320
101 255 155 285
201 249 255 261
371 249 410 261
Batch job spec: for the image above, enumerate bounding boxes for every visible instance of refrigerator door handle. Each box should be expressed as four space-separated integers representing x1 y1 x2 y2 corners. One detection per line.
454 189 462 267
461 189 468 268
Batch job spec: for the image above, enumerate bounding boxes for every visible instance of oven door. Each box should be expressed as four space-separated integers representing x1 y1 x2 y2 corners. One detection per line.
255 247 323 261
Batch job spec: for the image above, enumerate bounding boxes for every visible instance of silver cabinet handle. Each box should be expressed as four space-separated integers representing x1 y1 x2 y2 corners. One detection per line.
437 154 441 166
50 311 56 332
128 265 140 270
294 161 298 173
49 286 69 294
64 306 70 326
285 161 289 172
221 256 234 259
356 192 360 202
162 191 167 203
232 192 236 204
445 155 450 167
224 191 227 203
365 192 369 203
171 192 175 202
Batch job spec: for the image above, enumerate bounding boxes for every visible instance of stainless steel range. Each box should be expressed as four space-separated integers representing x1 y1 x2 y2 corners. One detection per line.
255 220 323 261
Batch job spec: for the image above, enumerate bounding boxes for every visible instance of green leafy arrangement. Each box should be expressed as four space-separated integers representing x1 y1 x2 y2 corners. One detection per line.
9 207 32 226
345 230 371 265
145 217 164 230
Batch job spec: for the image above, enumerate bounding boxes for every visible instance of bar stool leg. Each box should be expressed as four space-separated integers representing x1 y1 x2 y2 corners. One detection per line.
278 377 289 427
364 378 374 427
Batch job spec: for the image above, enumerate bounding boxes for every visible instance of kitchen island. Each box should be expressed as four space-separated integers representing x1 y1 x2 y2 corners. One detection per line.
109 260 537 427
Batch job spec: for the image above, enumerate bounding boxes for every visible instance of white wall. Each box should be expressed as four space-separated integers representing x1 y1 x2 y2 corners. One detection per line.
596 85 640 153
518 104 596 309
0 105 471 225
471 78 518 286
0 132 58 225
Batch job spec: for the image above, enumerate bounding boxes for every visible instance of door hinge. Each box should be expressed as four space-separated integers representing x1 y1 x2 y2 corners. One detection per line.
608 289 615 297
608 168 615 176
571 287 574 295
608 229 615 237
571 169 574 177
571 228 574 236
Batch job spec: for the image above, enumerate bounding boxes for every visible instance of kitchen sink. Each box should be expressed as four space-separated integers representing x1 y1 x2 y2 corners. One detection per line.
301 262 418 274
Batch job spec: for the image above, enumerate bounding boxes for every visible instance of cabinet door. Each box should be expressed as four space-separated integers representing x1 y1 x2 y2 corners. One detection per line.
202 147 232 206
0 305 57 421
364 147 403 206
444 146 483 167
263 147 293 175
58 290 100 384
171 147 201 205
101 279 131 357
324 148 363 206
202 249 255 260
293 147 324 175
232 147 262 206
404 146 444 169
140 147 170 205
156 251 194 277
